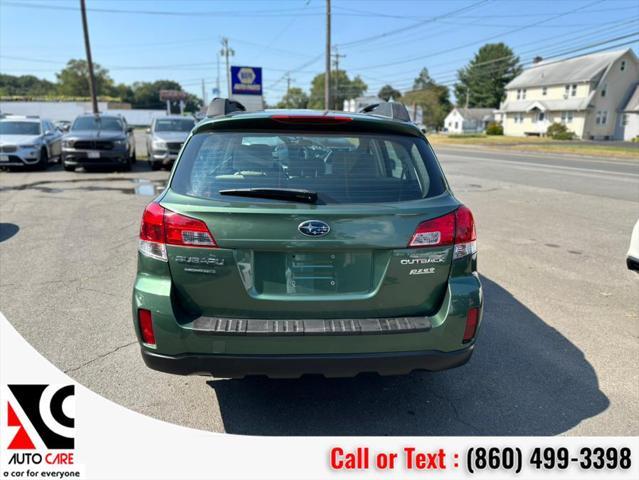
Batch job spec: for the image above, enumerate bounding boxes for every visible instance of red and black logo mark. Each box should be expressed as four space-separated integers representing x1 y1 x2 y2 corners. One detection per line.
7 385 74 450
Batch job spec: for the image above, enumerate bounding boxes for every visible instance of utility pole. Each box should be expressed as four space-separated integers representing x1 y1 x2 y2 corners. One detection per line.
79 0 98 114
284 72 294 108
201 79 207 106
324 0 331 110
220 37 234 98
331 46 346 110
215 53 220 97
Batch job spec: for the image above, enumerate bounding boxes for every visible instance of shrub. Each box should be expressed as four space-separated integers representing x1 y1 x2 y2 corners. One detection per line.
546 122 575 140
485 122 503 135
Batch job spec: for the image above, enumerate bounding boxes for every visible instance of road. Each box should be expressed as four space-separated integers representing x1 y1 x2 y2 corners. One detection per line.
0 141 637 435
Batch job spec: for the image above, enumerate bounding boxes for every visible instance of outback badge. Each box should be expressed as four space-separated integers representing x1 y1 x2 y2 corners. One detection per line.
298 220 330 237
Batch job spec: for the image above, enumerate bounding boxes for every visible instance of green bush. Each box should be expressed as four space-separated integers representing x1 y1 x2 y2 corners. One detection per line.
546 122 575 140
632 136 639 143
485 122 503 135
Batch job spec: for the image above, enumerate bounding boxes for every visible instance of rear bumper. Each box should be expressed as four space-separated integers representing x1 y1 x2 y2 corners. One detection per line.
133 265 483 377
141 345 473 378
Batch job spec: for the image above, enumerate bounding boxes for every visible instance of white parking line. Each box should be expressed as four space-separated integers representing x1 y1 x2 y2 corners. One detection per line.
434 145 638 167
439 152 639 181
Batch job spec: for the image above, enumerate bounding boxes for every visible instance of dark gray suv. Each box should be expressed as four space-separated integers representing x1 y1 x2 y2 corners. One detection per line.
62 114 136 171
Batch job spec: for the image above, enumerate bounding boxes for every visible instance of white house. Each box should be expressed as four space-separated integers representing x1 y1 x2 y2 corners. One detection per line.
343 96 382 112
500 49 638 140
620 85 639 141
444 107 495 134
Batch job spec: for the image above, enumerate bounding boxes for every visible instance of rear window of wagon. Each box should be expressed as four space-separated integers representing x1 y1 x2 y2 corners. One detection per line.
170 131 447 204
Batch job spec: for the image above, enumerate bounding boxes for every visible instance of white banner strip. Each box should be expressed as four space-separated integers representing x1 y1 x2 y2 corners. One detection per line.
1 313 637 479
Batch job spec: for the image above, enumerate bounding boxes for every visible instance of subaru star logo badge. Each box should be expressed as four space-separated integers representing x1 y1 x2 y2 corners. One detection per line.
298 220 330 237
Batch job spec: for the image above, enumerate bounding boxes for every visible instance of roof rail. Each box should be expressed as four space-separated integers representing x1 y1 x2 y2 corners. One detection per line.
206 97 246 118
359 101 411 122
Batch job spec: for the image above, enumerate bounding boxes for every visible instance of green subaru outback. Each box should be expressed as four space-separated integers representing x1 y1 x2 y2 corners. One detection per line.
132 99 482 378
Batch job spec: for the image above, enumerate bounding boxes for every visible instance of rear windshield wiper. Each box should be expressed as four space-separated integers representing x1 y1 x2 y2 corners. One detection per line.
219 188 318 204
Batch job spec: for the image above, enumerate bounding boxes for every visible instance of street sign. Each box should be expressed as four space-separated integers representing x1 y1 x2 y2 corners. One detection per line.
159 90 187 102
230 66 262 96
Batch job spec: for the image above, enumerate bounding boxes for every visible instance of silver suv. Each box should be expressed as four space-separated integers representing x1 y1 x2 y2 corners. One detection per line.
146 116 195 170
0 115 62 169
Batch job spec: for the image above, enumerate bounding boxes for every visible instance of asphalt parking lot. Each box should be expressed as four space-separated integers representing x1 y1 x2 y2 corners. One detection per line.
0 134 637 435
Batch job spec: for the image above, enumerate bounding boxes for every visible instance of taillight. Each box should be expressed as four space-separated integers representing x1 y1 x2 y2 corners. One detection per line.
138 309 156 346
138 203 216 261
408 206 477 259
139 202 167 261
453 205 477 259
165 210 216 247
463 307 480 343
408 212 455 247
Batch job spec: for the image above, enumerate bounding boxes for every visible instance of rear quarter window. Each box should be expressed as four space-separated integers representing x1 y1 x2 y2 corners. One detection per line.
171 131 446 204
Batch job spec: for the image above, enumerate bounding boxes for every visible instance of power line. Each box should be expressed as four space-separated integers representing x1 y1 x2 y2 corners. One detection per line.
396 37 639 94
356 19 639 90
336 0 491 48
345 0 606 71
1 1 329 17
333 4 639 20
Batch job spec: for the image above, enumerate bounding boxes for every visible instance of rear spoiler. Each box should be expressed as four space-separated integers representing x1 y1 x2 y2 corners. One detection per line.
359 101 411 122
206 98 246 118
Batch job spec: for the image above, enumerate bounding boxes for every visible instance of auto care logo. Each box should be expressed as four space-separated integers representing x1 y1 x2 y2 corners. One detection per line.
4 384 77 469
7 385 74 451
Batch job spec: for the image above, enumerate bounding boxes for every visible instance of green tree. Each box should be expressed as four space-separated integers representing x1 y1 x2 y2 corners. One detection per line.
130 80 201 112
378 84 402 101
55 59 115 97
454 43 521 108
112 83 135 104
403 68 452 129
412 68 436 90
0 74 57 96
308 71 367 110
276 87 309 108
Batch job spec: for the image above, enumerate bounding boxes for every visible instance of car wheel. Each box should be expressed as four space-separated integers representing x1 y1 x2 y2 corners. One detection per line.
120 158 132 172
35 148 48 170
131 149 137 162
62 162 75 172
150 161 161 171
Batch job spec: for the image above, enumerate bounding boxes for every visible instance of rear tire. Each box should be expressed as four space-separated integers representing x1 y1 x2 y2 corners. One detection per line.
63 163 75 172
150 161 161 171
35 148 48 170
120 158 132 172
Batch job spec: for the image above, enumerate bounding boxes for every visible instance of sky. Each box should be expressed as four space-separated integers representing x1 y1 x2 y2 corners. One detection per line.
0 0 638 106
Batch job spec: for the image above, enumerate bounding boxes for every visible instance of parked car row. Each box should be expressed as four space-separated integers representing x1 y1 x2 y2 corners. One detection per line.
0 113 196 172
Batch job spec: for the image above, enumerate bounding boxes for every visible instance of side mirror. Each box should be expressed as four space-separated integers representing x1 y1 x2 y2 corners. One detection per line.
145 127 151 134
